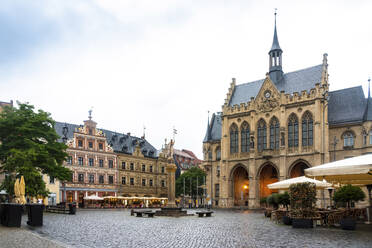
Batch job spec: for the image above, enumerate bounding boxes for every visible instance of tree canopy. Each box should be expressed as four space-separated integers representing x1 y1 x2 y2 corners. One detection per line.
333 184 366 208
0 103 72 197
175 166 206 198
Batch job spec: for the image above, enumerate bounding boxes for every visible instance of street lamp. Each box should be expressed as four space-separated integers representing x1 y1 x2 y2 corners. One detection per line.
326 186 334 208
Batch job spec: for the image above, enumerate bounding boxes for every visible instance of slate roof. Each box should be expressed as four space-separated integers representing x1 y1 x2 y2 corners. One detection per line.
229 64 323 106
270 24 282 52
203 113 222 143
54 121 158 158
328 86 367 125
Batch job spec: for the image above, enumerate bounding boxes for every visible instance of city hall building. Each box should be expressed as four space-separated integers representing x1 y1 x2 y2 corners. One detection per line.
202 20 372 208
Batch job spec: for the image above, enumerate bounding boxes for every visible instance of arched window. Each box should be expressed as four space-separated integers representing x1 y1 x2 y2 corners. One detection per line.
241 122 250 153
257 119 267 152
288 114 299 148
216 147 221 161
369 130 372 145
343 132 354 147
302 112 313 147
230 124 238 154
269 117 280 150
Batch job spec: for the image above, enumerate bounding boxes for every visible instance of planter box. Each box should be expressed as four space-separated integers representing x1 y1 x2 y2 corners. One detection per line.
0 203 22 227
282 216 292 225
340 218 356 230
292 218 313 228
26 204 44 226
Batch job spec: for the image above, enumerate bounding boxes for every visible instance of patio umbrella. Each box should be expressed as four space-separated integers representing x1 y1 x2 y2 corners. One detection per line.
305 154 372 185
84 195 104 201
20 176 26 204
267 176 332 190
14 179 20 203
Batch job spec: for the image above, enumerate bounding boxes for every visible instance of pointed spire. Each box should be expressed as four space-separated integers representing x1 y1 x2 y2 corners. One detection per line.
363 77 371 121
270 9 282 52
368 77 371 99
203 111 212 142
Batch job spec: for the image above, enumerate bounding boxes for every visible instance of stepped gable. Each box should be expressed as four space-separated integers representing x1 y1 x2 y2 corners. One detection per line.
229 64 323 107
54 121 157 158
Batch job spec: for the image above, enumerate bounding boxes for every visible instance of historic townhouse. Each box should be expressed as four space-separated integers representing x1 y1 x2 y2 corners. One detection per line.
202 18 372 208
173 149 203 178
55 113 171 205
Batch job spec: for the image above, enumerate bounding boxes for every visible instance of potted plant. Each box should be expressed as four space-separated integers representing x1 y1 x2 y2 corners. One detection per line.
265 193 279 217
278 192 291 225
289 182 317 228
333 184 366 230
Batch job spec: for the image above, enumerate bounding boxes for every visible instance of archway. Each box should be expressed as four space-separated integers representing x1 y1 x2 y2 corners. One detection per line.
231 165 249 206
259 163 279 198
289 161 310 178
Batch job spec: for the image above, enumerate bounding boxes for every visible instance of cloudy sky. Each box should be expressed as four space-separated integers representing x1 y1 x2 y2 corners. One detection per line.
1 0 371 158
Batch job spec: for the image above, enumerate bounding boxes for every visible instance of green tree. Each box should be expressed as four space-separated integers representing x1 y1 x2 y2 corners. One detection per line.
333 184 366 208
175 167 206 198
0 103 72 198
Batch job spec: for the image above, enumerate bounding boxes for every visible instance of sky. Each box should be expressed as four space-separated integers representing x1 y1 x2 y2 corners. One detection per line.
1 0 371 159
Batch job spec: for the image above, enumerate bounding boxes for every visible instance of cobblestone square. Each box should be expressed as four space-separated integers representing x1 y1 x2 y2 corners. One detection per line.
18 209 372 248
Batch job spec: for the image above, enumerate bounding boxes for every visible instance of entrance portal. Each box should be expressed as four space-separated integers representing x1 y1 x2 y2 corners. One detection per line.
259 164 279 198
232 166 249 206
290 162 309 178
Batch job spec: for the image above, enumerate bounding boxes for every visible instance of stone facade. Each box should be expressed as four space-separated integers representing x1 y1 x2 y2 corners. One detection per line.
202 21 372 208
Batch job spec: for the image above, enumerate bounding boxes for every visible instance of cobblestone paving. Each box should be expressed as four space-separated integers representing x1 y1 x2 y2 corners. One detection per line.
25 209 372 248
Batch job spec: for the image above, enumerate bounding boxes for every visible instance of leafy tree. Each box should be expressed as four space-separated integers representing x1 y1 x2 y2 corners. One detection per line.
278 192 290 210
289 182 317 219
333 184 365 208
0 103 72 198
266 193 280 209
175 167 206 198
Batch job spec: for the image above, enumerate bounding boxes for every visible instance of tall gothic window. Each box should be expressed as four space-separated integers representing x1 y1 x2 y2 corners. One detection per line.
216 147 221 161
241 122 250 153
288 114 299 148
230 124 238 154
302 112 313 147
269 117 280 150
257 119 267 152
343 132 354 147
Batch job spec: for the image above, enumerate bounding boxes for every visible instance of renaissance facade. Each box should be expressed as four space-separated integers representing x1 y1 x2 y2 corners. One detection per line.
202 20 372 208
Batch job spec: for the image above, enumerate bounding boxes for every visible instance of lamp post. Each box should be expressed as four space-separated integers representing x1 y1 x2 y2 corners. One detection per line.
326 187 334 208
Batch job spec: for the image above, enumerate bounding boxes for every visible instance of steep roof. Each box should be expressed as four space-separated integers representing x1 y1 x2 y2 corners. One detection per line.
270 23 282 52
203 113 222 143
54 121 158 158
229 64 323 106
328 86 367 125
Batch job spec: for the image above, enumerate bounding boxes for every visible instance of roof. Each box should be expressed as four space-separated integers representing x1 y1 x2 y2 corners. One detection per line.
54 121 158 158
270 24 281 52
229 64 323 106
328 86 366 125
174 149 194 159
203 113 222 143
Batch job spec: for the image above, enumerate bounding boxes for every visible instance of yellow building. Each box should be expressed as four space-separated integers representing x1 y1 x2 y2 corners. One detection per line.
43 175 60 205
202 18 372 208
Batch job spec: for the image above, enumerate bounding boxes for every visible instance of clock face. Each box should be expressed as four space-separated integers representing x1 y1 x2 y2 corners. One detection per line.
265 91 271 98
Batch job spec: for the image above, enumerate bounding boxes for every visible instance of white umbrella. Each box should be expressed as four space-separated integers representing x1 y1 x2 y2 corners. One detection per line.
267 176 332 190
305 154 372 185
84 195 104 201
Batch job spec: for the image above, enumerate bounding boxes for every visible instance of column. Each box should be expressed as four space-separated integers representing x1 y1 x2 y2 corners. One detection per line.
166 162 177 208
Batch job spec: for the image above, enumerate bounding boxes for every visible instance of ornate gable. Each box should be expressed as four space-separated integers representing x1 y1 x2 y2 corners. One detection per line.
255 74 280 113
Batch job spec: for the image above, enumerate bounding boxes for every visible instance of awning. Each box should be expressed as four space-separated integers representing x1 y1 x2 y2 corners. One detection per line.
267 176 332 190
305 154 372 185
84 195 104 201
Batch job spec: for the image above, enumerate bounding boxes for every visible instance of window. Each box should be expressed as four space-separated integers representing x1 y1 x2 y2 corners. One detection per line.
343 132 354 147
257 119 267 152
99 175 104 184
161 180 165 187
78 173 84 182
89 158 94 166
270 117 280 150
108 175 114 184
302 112 313 147
208 150 212 160
88 141 93 148
288 114 299 148
149 165 153 173
78 140 83 147
142 164 146 172
78 157 84 166
99 143 103 150
89 174 94 183
149 179 153 187
369 130 372 145
161 167 165 173
67 156 72 165
130 178 134 185
217 166 220 177
241 122 250 153
216 147 221 161
130 163 134 171
108 160 113 168
230 124 238 154
89 128 92 135
49 176 55 184
215 184 220 198
99 159 104 167
122 162 126 170
121 177 126 185
142 179 146 186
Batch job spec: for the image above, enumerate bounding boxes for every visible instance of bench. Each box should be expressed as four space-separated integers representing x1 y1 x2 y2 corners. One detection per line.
132 210 155 218
196 211 213 217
